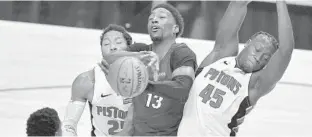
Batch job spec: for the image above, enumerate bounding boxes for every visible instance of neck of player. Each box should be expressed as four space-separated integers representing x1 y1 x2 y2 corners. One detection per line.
152 38 176 60
234 57 242 70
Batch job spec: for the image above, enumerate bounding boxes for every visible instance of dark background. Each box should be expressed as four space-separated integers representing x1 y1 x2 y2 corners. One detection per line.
0 1 311 50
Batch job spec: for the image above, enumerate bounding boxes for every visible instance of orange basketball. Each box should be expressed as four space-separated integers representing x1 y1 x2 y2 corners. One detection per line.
107 57 149 98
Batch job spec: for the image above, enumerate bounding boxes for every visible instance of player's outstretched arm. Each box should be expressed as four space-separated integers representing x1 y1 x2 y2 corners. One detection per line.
115 104 134 136
199 1 251 69
104 43 150 64
62 71 94 136
249 1 294 104
104 51 145 64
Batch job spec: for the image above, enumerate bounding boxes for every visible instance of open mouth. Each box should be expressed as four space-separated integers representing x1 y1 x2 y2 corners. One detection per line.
151 26 160 32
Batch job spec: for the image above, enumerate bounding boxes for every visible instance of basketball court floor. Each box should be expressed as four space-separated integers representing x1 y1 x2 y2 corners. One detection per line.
0 20 311 136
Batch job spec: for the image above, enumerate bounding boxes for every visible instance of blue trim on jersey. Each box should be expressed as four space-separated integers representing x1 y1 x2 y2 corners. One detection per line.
227 96 251 136
88 101 96 137
195 67 204 77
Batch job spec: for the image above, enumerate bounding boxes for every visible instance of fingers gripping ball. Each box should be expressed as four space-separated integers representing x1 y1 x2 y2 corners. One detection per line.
108 57 149 98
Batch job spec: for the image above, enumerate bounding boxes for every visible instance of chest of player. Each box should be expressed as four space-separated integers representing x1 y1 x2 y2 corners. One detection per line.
157 48 175 81
157 57 173 81
133 88 184 118
193 59 250 113
90 94 131 136
132 44 187 118
92 92 132 119
157 43 186 81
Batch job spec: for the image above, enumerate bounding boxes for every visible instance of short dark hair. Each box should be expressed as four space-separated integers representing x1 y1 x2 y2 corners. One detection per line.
100 24 133 46
249 31 279 50
152 3 184 37
26 107 61 136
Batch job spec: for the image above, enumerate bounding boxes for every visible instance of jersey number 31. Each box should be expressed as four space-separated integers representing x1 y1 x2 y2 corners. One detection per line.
199 84 226 108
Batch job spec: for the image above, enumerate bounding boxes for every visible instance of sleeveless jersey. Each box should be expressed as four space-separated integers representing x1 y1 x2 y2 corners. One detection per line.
88 64 132 136
178 57 254 136
132 44 187 136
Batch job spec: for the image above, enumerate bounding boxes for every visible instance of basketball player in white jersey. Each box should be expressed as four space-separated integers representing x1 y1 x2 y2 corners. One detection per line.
178 1 294 136
62 24 135 136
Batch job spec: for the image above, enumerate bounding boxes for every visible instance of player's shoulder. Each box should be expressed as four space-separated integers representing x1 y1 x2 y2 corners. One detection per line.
170 43 197 71
195 56 234 77
217 56 236 64
75 70 95 84
209 56 236 67
171 43 196 58
72 70 95 98
172 42 190 50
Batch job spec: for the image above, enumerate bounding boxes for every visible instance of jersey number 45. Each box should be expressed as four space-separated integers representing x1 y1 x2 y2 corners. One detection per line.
199 84 226 108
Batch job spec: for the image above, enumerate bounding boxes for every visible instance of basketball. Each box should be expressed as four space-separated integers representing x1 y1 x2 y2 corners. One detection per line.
107 57 149 98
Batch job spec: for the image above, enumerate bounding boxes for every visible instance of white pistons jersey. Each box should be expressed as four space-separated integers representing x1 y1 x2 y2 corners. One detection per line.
89 64 132 136
178 57 253 136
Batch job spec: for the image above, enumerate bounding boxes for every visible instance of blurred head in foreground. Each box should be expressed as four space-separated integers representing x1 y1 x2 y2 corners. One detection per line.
26 107 61 136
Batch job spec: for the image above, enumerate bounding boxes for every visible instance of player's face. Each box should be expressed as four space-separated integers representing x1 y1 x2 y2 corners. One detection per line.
148 8 178 41
237 36 277 73
101 30 128 57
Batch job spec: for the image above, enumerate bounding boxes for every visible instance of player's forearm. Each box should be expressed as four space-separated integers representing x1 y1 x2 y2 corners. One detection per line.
104 51 143 64
277 1 294 54
215 1 248 50
148 75 193 101
61 101 86 136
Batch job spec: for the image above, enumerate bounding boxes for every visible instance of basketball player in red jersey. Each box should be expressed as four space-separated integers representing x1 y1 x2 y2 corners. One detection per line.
178 1 294 136
115 3 197 136
62 24 138 136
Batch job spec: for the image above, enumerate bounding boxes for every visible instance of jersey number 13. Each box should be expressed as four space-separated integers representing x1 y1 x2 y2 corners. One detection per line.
146 93 163 109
